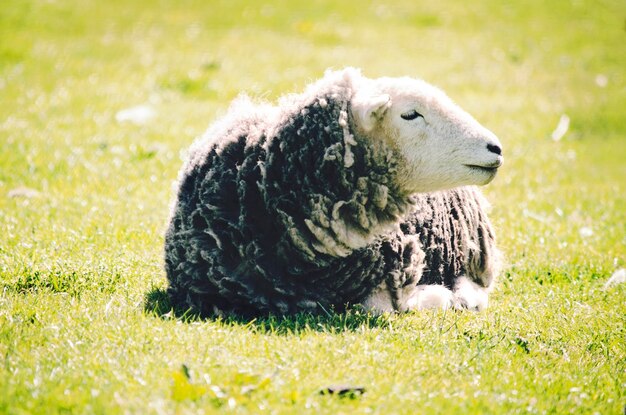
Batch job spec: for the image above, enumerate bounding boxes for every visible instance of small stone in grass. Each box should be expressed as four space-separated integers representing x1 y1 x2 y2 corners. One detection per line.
319 385 365 398
8 187 40 198
603 268 626 290
579 226 593 238
551 114 570 141
115 105 155 125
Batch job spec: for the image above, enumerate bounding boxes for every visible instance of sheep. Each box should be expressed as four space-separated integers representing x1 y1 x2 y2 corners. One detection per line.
164 68 503 317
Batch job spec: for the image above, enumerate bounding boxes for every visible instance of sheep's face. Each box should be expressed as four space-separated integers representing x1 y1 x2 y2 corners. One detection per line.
351 77 503 194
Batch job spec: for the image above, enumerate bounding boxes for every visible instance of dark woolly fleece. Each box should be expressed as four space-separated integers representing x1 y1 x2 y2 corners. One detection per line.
164 74 499 316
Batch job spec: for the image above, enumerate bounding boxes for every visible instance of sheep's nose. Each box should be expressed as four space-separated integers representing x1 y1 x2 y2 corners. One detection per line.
487 143 502 156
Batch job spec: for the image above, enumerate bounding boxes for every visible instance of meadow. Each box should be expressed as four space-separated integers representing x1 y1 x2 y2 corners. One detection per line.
1 0 624 413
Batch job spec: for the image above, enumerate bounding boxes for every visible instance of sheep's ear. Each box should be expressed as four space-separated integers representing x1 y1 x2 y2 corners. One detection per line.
351 92 392 132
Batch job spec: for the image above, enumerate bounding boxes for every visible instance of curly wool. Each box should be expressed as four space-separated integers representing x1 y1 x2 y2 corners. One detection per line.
164 72 499 316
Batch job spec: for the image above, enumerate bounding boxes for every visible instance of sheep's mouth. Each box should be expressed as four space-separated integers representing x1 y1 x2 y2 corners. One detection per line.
464 164 501 174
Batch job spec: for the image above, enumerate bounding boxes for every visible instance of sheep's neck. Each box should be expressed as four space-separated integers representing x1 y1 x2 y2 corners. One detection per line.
263 98 414 259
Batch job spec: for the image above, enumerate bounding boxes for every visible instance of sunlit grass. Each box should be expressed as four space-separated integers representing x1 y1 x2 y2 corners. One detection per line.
1 0 624 413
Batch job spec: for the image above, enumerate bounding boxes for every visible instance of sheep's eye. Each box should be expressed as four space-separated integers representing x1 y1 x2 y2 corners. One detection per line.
400 109 423 121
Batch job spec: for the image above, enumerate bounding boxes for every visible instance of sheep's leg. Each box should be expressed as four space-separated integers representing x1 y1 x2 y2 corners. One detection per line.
362 282 455 313
362 233 427 313
404 278 491 312
361 282 396 313
452 276 489 311
399 279 490 312
362 279 491 313
407 284 455 310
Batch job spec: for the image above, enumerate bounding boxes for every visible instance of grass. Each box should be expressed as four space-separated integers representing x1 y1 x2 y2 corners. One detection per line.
1 0 625 413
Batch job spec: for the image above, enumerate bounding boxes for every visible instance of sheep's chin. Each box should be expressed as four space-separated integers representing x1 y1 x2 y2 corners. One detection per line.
399 172 497 194
467 165 499 185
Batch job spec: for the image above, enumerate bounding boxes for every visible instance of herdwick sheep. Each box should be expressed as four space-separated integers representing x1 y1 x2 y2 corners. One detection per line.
164 68 503 317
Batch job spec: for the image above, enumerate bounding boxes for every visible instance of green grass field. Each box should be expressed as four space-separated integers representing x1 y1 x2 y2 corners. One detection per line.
1 0 625 413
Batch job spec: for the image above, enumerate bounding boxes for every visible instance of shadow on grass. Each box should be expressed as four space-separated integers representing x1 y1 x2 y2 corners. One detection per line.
144 287 393 334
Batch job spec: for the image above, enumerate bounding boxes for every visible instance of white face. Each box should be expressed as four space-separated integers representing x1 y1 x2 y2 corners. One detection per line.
351 76 504 194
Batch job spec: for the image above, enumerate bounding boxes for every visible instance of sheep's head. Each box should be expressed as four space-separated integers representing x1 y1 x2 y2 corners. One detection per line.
350 75 503 194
